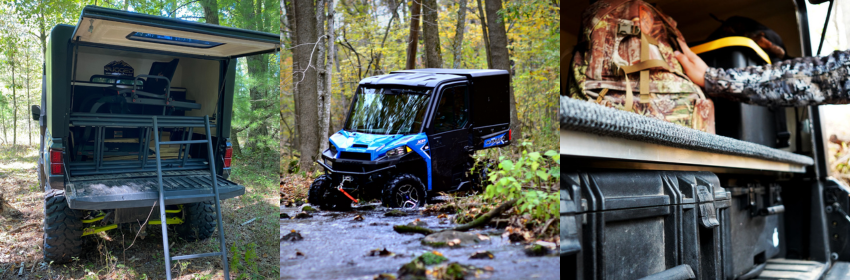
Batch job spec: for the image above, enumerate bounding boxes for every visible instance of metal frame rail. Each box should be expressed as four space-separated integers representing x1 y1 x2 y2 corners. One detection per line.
67 113 216 176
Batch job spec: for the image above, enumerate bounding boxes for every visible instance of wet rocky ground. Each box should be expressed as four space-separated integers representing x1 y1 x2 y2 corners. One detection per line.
279 204 560 280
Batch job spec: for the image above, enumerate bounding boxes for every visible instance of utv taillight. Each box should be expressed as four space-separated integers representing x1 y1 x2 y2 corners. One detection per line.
50 149 64 175
223 146 233 168
508 129 512 141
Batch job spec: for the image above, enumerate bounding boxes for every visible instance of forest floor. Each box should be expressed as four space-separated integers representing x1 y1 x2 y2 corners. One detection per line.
0 145 280 279
279 173 560 280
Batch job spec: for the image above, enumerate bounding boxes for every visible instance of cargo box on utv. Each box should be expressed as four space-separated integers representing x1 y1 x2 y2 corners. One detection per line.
34 6 279 271
311 69 511 210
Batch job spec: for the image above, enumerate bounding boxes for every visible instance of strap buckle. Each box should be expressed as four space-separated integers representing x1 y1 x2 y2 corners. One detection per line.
617 23 640 36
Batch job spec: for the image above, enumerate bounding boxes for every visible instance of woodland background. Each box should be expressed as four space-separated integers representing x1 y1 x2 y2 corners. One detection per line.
279 0 562 172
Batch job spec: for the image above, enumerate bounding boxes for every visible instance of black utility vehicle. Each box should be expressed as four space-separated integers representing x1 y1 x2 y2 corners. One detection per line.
33 6 279 279
309 69 512 210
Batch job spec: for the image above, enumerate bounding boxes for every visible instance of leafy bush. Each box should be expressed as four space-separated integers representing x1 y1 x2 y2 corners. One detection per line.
482 142 560 220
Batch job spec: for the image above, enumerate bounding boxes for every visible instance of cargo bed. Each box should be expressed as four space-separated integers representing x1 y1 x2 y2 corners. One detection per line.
65 170 244 210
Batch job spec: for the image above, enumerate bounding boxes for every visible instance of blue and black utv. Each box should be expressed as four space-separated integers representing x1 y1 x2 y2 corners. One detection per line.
309 69 512 210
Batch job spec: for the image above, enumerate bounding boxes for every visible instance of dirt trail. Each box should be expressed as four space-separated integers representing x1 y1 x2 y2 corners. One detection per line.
279 205 560 280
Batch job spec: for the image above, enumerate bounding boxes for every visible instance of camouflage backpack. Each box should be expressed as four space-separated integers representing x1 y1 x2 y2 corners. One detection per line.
567 0 715 133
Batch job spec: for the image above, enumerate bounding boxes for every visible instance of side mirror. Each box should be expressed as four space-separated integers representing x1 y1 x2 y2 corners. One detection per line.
31 105 40 121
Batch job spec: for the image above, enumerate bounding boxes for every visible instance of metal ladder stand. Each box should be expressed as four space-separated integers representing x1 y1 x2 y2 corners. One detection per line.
149 76 229 279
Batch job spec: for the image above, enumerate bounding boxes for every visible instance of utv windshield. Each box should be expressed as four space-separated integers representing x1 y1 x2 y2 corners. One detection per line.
344 86 432 135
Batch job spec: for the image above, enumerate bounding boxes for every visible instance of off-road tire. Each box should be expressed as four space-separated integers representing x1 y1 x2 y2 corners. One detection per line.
381 174 427 209
43 190 84 263
308 175 351 211
471 160 492 193
175 201 217 242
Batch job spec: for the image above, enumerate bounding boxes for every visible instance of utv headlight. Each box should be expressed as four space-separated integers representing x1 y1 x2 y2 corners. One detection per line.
329 142 338 156
385 145 412 157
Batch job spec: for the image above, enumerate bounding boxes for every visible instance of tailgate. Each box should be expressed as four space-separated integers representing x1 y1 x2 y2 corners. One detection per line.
65 170 245 210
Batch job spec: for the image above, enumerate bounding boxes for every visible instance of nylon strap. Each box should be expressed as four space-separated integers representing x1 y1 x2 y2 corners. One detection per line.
596 88 609 103
639 33 651 104
619 60 669 74
624 74 634 111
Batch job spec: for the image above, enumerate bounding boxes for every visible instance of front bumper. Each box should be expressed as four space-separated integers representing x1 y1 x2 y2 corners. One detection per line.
318 150 422 190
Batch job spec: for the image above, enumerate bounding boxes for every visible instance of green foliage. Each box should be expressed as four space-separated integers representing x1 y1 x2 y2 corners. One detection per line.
483 142 560 220
415 251 448 266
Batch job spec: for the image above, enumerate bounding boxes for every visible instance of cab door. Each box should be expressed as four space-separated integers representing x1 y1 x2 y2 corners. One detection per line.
427 83 472 192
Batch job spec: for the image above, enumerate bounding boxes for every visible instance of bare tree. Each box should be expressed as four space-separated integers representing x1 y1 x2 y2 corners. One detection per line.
294 0 320 171
475 0 492 69
283 0 300 153
451 0 468 69
405 0 422 69
316 0 336 155
422 0 442 68
485 0 520 141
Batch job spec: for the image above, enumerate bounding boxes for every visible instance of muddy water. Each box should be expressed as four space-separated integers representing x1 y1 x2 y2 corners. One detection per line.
280 204 560 280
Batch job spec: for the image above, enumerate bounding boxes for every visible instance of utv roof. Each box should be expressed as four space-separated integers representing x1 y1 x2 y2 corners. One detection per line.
360 68 508 87
71 6 280 58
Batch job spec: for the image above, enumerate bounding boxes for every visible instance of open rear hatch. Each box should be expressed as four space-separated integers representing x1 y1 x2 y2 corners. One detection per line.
59 6 278 208
72 5 280 58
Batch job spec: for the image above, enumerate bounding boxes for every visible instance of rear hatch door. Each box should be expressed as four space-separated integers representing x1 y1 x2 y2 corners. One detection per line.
72 5 279 58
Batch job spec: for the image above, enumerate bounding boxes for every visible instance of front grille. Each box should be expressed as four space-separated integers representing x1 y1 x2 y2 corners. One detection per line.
339 151 372 161
333 162 364 172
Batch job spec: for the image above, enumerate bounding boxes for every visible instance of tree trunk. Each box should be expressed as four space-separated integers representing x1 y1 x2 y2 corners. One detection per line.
422 0 442 68
284 0 301 153
405 0 421 69
12 57 17 147
316 0 329 155
294 0 320 172
200 0 219 25
318 0 336 154
475 0 492 69
26 47 31 146
231 129 243 158
484 0 520 141
451 0 468 69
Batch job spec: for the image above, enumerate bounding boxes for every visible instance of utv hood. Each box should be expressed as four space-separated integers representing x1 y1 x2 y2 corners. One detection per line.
330 131 428 160
72 6 280 58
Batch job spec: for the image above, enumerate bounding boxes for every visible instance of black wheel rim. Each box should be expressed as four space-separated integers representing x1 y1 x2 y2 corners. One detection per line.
395 183 420 209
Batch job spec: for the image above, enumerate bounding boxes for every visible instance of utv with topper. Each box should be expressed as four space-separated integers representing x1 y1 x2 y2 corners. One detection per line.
309 69 511 210
33 6 279 279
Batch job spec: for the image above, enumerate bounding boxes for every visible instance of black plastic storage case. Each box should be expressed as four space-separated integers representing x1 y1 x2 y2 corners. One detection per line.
721 181 785 279
562 171 731 280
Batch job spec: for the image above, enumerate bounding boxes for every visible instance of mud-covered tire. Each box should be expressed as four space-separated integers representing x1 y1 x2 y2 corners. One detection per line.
381 174 427 209
175 201 217 242
308 175 351 211
43 190 84 263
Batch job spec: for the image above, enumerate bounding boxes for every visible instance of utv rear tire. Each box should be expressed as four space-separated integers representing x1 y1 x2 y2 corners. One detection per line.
382 174 427 209
308 175 351 211
176 201 217 242
43 190 84 263
471 160 492 193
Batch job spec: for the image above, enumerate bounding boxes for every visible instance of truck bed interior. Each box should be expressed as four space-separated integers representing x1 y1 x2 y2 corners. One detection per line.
63 46 241 209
